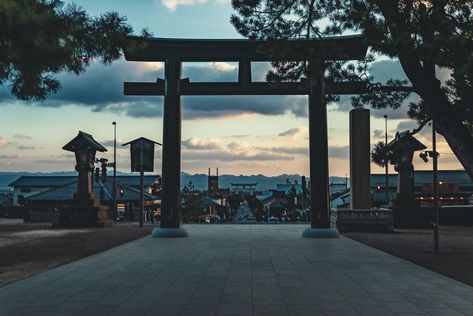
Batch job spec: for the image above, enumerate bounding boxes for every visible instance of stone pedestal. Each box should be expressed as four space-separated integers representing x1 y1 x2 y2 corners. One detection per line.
54 193 112 228
152 227 188 238
302 227 340 238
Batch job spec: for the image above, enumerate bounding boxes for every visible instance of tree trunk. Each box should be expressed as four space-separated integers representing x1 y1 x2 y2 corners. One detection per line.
436 118 473 181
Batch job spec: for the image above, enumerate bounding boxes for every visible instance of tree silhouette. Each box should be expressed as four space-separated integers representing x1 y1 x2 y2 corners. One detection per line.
232 1 473 179
0 0 149 101
180 181 205 222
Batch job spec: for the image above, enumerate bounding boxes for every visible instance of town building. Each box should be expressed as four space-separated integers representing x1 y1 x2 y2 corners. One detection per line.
332 170 473 208
9 174 160 206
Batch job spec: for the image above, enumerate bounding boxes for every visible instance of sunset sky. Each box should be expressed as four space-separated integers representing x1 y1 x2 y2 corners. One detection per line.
0 0 463 176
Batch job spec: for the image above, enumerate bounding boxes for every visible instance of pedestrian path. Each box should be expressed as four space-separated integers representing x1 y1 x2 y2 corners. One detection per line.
1 225 472 315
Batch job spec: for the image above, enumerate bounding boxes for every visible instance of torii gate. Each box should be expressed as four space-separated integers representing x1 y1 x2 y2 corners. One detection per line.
124 36 368 237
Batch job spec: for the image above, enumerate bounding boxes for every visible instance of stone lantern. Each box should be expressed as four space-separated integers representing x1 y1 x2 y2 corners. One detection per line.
55 131 112 227
389 131 427 197
388 131 426 225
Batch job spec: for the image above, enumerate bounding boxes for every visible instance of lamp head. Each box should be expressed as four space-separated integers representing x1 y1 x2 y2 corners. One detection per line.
419 152 429 163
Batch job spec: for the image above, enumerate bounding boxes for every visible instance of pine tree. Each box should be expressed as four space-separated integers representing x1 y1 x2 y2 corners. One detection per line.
232 1 473 179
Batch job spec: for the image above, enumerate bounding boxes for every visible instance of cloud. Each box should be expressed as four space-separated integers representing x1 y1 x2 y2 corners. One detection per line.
0 137 6 148
0 154 21 159
230 134 250 138
183 150 294 162
209 62 237 72
369 59 409 84
396 119 430 137
373 129 384 138
0 59 310 120
328 145 349 159
13 134 32 139
182 137 223 150
16 145 36 150
278 127 308 139
227 141 250 152
158 0 225 11
329 60 417 120
100 139 128 149
7 141 36 150
262 146 308 155
179 138 297 162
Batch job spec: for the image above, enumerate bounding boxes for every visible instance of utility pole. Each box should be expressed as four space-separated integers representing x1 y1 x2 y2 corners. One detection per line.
432 119 439 253
112 122 117 220
384 114 389 205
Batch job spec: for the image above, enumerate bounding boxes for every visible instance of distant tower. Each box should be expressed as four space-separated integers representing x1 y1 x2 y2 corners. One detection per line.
208 168 219 196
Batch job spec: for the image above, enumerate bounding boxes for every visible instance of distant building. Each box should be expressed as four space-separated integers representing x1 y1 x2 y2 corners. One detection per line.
331 170 473 208
0 193 12 209
230 183 257 195
9 175 160 207
208 168 219 196
276 183 302 194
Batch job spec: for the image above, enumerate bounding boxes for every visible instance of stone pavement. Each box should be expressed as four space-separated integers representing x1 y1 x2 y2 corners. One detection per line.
1 225 472 316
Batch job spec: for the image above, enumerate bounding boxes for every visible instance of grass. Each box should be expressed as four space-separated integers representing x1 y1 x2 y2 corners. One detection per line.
0 224 154 287
344 226 473 286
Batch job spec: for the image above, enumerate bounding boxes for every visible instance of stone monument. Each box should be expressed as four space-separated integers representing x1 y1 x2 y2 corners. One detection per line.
334 108 393 232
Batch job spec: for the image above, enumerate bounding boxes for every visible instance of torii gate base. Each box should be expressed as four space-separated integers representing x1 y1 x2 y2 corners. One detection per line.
303 227 339 238
124 36 367 238
152 227 188 237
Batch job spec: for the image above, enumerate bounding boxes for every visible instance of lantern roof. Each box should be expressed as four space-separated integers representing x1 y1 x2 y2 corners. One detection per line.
62 131 107 152
389 130 427 152
122 137 162 147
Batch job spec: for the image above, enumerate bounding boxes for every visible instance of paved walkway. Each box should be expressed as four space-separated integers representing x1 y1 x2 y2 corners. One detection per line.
1 225 472 316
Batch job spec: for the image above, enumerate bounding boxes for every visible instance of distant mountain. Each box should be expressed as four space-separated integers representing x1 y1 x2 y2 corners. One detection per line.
0 171 348 192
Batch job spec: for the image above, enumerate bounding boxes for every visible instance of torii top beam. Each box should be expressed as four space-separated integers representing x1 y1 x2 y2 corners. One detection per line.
124 35 367 62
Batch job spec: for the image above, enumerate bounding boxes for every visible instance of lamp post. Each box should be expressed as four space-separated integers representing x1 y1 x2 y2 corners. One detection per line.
122 137 162 229
419 119 440 254
384 114 389 205
432 118 439 254
112 122 117 220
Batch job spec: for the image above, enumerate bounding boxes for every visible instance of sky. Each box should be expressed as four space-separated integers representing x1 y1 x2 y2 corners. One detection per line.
0 0 464 176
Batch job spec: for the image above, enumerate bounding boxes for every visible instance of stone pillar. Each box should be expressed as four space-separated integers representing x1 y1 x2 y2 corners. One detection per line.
349 108 371 209
308 75 330 228
396 152 415 195
160 58 182 229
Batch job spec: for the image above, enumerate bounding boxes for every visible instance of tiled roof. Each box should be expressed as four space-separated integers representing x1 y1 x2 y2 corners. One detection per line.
9 176 76 187
63 131 107 152
26 178 158 202
9 175 160 188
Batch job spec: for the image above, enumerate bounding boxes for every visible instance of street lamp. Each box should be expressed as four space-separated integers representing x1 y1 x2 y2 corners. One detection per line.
112 122 117 220
432 118 439 254
384 114 389 205
419 120 440 254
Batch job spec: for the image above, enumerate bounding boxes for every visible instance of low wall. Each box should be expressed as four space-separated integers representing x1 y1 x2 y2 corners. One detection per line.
332 208 394 232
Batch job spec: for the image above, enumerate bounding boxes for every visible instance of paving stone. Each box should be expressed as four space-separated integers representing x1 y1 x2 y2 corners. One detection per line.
0 225 472 316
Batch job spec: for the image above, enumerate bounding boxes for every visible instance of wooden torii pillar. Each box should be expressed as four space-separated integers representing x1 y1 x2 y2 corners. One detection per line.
124 36 368 237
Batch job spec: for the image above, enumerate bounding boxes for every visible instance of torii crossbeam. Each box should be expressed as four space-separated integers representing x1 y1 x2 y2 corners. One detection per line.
124 35 368 237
